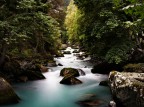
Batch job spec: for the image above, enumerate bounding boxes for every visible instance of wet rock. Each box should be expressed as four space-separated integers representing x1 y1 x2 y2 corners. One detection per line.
63 51 71 54
99 80 109 86
76 94 103 107
77 69 86 76
60 44 68 50
60 75 82 85
23 70 45 80
109 71 144 107
47 60 57 67
55 51 64 57
60 68 80 77
109 101 116 107
73 50 80 53
71 45 79 49
39 65 48 72
18 76 28 82
58 63 63 66
20 62 46 80
0 77 20 104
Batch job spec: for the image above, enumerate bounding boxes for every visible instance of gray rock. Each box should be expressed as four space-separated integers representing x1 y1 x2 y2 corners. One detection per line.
109 71 144 107
0 77 20 104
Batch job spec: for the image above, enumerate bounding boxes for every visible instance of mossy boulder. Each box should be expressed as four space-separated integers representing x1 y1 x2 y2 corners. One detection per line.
22 70 45 80
60 68 80 77
124 63 144 73
0 77 20 104
60 74 82 85
109 71 144 107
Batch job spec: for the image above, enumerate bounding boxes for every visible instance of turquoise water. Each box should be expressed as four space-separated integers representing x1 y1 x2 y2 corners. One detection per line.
2 47 112 107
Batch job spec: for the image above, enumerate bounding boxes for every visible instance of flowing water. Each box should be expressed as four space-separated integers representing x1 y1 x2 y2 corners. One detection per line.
2 47 112 107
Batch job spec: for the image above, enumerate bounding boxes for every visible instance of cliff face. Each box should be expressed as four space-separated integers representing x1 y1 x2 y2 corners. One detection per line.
109 71 144 107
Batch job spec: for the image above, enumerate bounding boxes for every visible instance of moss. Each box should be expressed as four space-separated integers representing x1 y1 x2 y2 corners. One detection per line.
124 63 144 73
60 68 80 77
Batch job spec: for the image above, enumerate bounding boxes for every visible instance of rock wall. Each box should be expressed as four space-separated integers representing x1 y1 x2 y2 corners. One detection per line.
109 71 144 107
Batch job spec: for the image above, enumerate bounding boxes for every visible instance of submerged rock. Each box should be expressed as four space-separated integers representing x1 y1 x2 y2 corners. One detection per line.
76 94 103 107
0 77 20 104
109 71 144 107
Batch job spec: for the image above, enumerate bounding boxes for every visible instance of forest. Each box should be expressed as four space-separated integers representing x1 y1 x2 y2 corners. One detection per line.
0 0 144 107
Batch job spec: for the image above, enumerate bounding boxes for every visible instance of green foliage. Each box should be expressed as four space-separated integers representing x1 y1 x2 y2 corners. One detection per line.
64 0 144 64
0 0 63 66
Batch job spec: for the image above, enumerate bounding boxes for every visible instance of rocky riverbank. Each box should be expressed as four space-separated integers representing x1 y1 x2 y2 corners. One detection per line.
109 71 144 107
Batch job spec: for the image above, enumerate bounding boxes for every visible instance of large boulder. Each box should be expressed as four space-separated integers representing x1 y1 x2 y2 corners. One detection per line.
60 68 84 85
60 68 80 77
22 70 45 80
20 62 46 80
0 77 20 104
60 74 82 85
109 71 144 107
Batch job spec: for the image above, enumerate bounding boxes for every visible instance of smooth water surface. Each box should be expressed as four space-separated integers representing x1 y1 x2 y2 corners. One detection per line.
2 47 112 107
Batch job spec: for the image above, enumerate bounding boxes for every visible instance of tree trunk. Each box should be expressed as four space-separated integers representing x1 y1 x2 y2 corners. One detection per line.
35 31 46 54
0 44 8 67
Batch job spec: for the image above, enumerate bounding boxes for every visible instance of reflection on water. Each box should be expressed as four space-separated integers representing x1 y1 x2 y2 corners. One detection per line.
3 47 112 107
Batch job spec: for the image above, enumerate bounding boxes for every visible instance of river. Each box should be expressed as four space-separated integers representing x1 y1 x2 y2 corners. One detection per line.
2 47 112 107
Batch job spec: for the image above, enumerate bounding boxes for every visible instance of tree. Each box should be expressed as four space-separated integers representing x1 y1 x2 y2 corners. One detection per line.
65 0 144 64
0 0 61 67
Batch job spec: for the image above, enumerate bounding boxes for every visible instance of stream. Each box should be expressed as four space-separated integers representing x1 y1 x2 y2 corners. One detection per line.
3 47 112 107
